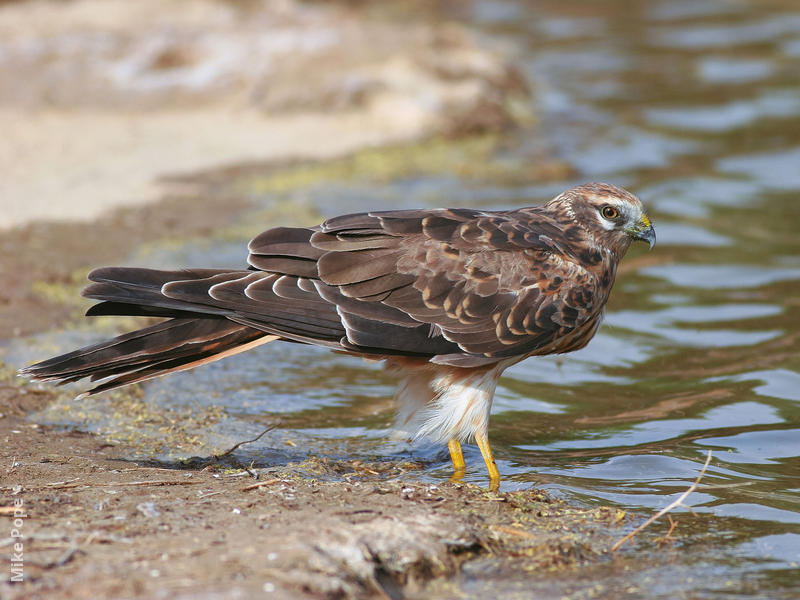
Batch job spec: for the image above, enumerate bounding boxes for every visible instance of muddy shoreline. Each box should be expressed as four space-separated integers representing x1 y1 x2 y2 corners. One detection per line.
1 380 632 599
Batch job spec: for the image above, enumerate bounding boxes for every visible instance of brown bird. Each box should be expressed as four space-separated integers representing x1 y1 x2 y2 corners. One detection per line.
21 182 655 489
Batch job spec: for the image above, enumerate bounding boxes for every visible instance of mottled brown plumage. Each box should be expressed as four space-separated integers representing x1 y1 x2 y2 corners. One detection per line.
22 182 655 487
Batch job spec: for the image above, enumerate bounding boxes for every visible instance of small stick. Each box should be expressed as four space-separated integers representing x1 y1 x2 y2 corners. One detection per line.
612 451 712 552
46 479 205 490
106 479 206 487
46 478 81 487
666 514 677 536
197 490 224 499
491 525 534 539
113 466 186 473
214 424 278 459
43 544 84 569
658 515 678 546
242 478 281 491
26 544 85 569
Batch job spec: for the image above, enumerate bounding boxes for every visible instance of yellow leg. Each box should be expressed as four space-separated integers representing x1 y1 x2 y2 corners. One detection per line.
475 432 500 491
448 438 466 472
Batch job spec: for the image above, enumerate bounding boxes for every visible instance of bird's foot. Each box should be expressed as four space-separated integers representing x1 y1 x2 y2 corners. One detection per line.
476 432 501 492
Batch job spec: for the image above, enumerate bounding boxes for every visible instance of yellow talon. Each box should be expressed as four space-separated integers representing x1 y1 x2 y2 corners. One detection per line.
448 438 466 472
475 432 501 491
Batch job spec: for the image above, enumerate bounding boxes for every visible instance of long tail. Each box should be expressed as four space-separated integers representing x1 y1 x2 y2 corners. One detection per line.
20 268 277 395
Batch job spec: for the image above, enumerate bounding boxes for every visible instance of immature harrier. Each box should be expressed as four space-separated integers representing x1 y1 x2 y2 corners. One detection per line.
22 182 655 488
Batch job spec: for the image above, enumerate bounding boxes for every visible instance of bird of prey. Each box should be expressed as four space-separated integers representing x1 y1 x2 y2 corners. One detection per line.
22 182 655 489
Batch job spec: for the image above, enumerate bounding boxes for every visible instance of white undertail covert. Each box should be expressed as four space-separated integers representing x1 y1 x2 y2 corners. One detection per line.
390 360 513 443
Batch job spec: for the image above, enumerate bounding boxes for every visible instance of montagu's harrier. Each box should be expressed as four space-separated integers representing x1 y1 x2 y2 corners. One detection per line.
22 182 655 489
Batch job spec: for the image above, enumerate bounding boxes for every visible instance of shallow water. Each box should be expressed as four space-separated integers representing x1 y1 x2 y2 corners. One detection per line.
8 0 800 596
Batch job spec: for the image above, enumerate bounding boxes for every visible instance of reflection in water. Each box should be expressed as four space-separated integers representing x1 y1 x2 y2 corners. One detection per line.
9 0 800 596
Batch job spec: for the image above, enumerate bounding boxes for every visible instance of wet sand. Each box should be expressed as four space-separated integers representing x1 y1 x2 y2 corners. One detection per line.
0 384 630 599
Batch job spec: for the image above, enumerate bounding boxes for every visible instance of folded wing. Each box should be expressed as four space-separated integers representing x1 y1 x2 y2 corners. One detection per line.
242 206 602 365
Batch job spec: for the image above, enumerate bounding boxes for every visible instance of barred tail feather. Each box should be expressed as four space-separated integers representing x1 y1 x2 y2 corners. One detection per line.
20 318 276 395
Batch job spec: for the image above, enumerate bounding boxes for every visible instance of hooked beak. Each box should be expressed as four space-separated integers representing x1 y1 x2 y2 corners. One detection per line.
628 213 656 250
637 224 656 250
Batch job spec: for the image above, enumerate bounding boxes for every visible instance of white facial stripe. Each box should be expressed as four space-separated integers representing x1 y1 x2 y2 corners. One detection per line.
597 213 617 230
595 198 640 231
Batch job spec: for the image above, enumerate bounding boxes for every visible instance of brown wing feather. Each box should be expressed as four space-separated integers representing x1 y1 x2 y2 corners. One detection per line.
247 227 323 276
241 207 603 363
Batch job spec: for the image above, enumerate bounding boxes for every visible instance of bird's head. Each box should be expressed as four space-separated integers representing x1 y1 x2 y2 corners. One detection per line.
554 182 656 256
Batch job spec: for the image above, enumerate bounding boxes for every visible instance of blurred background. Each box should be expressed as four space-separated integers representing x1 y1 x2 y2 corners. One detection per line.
0 0 528 229
2 0 799 597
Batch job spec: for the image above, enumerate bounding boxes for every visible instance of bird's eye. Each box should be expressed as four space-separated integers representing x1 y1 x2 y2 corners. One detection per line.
601 205 619 220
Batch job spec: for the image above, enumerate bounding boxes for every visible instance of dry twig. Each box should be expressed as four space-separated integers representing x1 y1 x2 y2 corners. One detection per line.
45 479 204 490
491 525 534 539
214 424 279 459
45 478 80 487
37 544 85 569
656 515 678 547
612 451 712 552
242 478 281 491
196 490 224 499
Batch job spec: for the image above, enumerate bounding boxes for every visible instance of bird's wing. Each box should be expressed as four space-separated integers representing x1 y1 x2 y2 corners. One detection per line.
238 207 601 365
